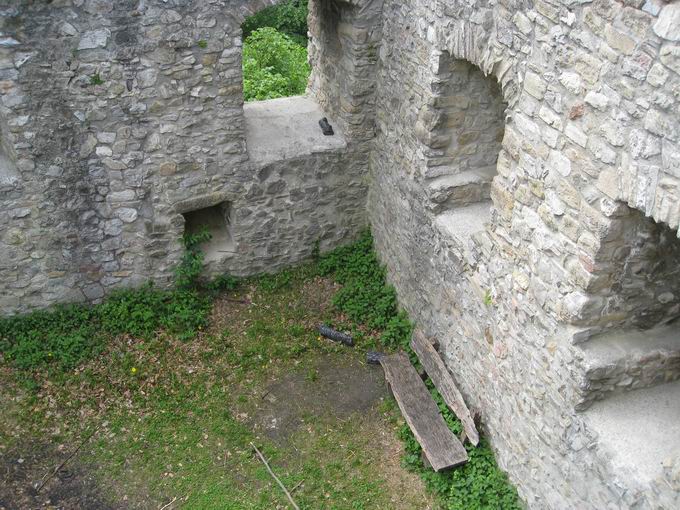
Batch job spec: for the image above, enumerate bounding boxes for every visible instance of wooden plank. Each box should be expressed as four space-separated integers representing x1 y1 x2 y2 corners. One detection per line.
380 352 468 471
411 330 480 446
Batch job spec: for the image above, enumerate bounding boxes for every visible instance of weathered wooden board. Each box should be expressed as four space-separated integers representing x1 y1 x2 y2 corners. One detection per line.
411 330 480 446
380 352 468 471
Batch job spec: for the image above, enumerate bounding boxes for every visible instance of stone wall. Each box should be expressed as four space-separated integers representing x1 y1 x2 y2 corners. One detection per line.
2 0 680 508
0 0 373 315
368 0 680 508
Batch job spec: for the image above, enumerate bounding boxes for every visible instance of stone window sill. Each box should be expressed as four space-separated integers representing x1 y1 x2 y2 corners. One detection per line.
244 95 347 167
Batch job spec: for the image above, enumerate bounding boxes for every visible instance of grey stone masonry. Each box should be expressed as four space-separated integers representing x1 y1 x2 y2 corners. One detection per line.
367 0 680 509
0 0 377 314
2 0 680 509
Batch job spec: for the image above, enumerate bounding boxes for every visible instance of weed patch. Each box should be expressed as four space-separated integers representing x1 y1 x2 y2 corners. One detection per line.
318 231 412 348
319 231 521 509
0 229 520 509
0 232 214 373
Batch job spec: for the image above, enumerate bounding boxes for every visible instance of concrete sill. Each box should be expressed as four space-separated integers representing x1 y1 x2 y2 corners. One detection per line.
434 201 492 243
244 96 347 167
584 380 680 488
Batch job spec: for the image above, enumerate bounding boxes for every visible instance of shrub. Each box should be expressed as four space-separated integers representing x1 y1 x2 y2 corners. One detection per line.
242 27 310 101
242 0 308 46
318 230 413 348
0 304 101 371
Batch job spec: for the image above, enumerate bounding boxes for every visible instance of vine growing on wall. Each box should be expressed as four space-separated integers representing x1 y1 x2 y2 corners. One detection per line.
176 227 212 289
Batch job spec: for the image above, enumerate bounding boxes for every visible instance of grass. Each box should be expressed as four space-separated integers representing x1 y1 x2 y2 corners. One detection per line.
0 231 519 509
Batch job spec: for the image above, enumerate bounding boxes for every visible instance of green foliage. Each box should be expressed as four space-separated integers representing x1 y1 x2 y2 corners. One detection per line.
256 270 295 293
90 74 104 86
176 227 212 289
397 381 521 509
318 231 413 348
242 27 310 102
320 231 520 509
208 273 241 292
0 304 101 371
0 286 211 372
483 289 493 307
1 230 215 372
241 0 309 46
401 403 521 510
197 39 208 48
100 286 210 342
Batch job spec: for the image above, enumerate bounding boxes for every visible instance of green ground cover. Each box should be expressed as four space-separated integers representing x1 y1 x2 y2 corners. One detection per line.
0 231 519 509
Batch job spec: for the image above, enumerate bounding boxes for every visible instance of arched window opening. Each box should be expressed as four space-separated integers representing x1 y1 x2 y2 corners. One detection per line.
577 210 680 409
580 209 680 332
580 213 680 495
421 55 507 217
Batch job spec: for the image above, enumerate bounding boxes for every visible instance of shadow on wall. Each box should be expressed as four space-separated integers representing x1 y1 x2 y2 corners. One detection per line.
577 207 680 332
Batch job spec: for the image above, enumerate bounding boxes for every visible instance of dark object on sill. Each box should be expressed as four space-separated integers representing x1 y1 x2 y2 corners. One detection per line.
318 324 353 346
319 117 334 136
367 351 385 365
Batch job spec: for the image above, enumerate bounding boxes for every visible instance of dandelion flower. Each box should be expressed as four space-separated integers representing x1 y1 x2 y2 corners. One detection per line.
131 367 137 374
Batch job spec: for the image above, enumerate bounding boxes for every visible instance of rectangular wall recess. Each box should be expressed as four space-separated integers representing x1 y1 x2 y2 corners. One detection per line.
181 202 234 262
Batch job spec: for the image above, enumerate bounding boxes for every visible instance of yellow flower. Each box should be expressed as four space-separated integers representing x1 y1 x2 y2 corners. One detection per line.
130 367 137 374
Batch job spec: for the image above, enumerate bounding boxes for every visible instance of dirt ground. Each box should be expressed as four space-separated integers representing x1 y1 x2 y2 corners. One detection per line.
0 268 438 509
1 354 431 509
0 444 115 510
250 354 389 443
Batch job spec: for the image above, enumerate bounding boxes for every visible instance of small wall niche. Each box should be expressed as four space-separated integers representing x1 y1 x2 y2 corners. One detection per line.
182 202 234 263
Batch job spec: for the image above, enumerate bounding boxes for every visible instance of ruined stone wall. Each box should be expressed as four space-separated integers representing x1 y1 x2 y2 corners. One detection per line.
368 0 680 508
308 0 384 142
3 0 680 508
0 0 374 315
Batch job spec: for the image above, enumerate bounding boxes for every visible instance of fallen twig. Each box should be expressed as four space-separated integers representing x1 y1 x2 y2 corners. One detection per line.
159 496 177 510
224 297 249 304
36 425 100 492
250 442 300 510
290 479 304 493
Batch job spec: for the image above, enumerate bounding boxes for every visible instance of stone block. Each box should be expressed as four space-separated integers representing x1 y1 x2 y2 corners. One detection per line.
653 4 680 42
604 25 636 55
524 71 548 99
78 29 110 50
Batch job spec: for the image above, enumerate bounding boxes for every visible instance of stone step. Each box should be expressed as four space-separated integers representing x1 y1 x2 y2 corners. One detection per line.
433 201 492 268
584 380 680 491
425 167 495 214
577 322 680 410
